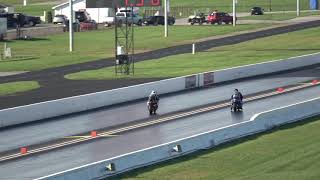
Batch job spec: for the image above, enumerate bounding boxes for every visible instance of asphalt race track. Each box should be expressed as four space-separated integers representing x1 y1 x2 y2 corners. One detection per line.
0 20 319 110
0 65 319 179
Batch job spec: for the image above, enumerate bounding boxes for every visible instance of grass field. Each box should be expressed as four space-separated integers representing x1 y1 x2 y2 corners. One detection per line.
0 81 40 96
111 116 320 180
66 27 320 80
239 11 320 21
15 5 53 16
0 24 267 72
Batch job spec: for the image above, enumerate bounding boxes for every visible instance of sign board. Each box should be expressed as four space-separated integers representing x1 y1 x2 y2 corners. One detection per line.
86 0 162 8
185 75 197 89
203 72 214 86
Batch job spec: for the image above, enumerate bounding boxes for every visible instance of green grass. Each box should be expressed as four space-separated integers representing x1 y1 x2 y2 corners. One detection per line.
111 116 320 180
0 81 40 96
15 5 53 16
4 0 56 5
0 24 267 72
239 11 320 21
66 27 320 80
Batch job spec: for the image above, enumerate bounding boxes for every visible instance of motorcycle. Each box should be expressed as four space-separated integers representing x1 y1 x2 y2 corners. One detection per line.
231 98 243 112
147 101 158 115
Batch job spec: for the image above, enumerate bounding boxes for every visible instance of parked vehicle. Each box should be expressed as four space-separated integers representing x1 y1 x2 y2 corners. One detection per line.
24 15 41 26
104 16 115 27
0 13 40 28
116 12 143 26
207 12 234 25
53 14 68 24
143 15 175 26
80 20 97 31
251 7 264 15
75 10 90 22
188 12 206 25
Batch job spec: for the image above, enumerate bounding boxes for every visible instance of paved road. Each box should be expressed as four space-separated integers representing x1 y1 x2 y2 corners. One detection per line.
0 80 319 180
0 66 319 179
0 20 319 110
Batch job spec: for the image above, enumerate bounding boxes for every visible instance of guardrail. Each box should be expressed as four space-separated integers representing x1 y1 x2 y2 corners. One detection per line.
0 52 320 128
35 96 320 180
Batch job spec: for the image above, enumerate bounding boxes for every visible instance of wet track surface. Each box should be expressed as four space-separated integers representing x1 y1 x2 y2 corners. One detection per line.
0 66 320 179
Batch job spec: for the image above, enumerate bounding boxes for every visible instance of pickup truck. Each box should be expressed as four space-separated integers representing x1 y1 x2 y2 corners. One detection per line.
143 16 175 26
0 13 40 28
104 12 143 26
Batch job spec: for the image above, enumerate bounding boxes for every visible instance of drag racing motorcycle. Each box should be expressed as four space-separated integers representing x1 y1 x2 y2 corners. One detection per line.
231 98 243 112
147 101 158 115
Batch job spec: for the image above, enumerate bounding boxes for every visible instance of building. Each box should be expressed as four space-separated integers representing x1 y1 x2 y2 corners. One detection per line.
52 0 113 23
0 4 14 13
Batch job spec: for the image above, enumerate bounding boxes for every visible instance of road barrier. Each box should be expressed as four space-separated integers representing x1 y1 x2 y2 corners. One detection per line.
35 96 320 180
0 52 320 128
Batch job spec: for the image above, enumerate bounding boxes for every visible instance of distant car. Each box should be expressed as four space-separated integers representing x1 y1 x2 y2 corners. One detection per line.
0 13 40 27
53 14 68 24
24 15 41 26
188 12 206 25
207 12 234 25
143 16 175 26
251 7 264 15
80 20 97 31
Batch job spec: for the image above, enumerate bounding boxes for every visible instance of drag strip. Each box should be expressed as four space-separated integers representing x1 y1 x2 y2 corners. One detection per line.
0 66 319 154
0 81 320 180
0 79 318 162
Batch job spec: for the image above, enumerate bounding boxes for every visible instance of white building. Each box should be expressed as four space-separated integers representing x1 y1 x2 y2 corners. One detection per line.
0 4 15 13
52 0 114 23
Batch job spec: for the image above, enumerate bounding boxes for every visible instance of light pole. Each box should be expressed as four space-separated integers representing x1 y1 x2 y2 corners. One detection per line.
164 0 168 37
23 0 27 6
233 0 236 27
69 0 74 52
297 0 300 16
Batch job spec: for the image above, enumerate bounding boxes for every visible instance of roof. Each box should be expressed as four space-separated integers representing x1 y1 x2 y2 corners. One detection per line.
52 0 84 10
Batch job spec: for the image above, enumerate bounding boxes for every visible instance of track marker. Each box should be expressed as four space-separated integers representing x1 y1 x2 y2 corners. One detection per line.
277 87 284 92
91 131 97 138
312 80 318 85
20 147 28 154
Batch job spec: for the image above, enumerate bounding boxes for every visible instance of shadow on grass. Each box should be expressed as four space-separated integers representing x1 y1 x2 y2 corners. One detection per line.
0 56 37 62
109 115 320 179
16 37 50 41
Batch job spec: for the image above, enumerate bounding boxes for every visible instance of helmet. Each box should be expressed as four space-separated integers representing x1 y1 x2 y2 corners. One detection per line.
151 91 156 95
234 89 238 92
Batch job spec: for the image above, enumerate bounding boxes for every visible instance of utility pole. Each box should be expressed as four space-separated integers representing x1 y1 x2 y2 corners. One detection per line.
233 0 236 27
297 0 300 16
164 0 168 37
69 0 74 52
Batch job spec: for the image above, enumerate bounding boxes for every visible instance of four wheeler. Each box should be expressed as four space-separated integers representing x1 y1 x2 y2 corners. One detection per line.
148 101 158 115
188 12 207 25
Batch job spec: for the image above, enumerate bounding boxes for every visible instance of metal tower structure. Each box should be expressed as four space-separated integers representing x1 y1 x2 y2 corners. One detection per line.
115 6 134 75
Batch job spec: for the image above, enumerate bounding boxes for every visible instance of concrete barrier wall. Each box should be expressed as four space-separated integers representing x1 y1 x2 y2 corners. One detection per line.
0 76 188 127
213 53 320 83
36 97 320 180
0 53 320 128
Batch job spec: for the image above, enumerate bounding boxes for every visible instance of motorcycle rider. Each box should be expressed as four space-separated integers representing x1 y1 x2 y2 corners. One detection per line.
148 90 159 105
231 89 243 108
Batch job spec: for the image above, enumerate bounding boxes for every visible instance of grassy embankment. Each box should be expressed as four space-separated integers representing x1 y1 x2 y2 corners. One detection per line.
66 27 320 80
111 115 320 180
239 11 320 21
0 24 267 72
0 81 40 96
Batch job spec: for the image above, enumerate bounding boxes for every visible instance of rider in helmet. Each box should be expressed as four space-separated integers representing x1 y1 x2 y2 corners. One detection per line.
148 90 159 104
231 89 243 105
